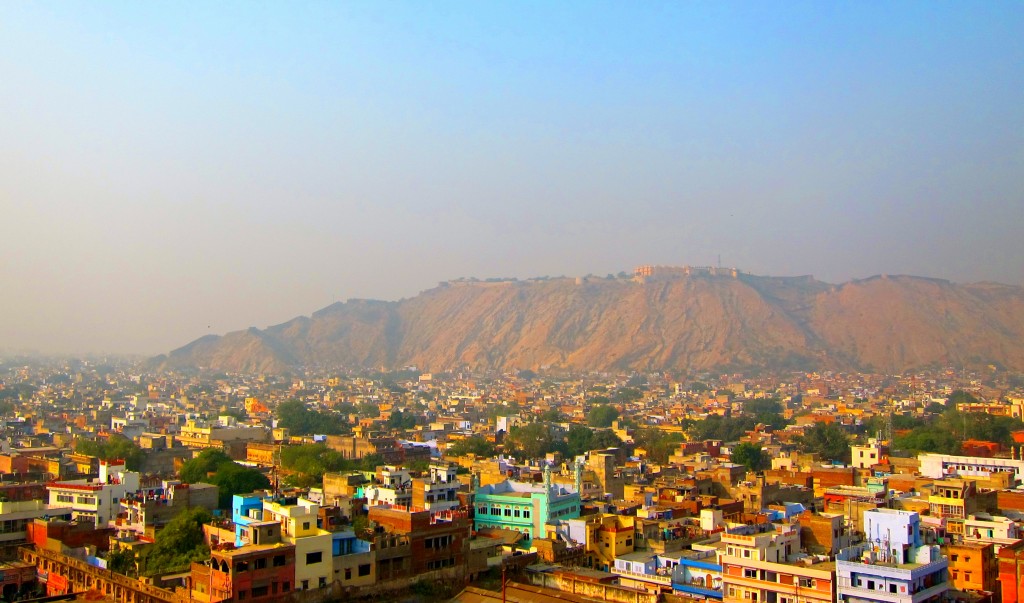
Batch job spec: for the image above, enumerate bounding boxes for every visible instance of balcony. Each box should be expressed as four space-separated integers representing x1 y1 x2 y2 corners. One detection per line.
614 568 672 585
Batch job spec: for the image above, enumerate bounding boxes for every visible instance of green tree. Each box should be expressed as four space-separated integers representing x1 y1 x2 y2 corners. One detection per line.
75 435 145 472
538 408 563 422
612 388 643 404
179 449 234 483
276 400 350 435
138 507 211 576
633 428 686 463
212 464 271 508
180 449 270 508
591 429 624 450
731 442 769 472
108 547 138 577
504 423 557 459
445 436 496 458
947 390 980 406
385 410 417 430
797 423 851 463
357 402 381 418
588 405 619 428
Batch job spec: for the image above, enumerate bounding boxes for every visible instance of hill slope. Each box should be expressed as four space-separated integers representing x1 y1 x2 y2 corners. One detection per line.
151 273 1024 373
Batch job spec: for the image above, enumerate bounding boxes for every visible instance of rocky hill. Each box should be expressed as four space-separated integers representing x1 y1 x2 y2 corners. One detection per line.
150 271 1024 374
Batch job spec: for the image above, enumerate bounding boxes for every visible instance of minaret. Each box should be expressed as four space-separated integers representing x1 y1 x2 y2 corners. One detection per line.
574 459 583 494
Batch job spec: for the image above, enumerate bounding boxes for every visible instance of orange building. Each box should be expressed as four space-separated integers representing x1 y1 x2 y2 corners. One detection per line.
948 541 998 598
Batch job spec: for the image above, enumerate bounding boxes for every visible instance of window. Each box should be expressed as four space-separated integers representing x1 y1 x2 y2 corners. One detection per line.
514 509 520 518
238 591 247 600
743 550 750 558
890 584 897 593
744 569 757 578
523 510 530 519
867 580 875 590
237 562 248 572
798 578 813 588
301 580 309 591
303 521 310 530
345 568 351 580
254 558 267 569
625 539 632 546
951 555 958 562
283 583 290 592
504 508 511 517
306 552 322 564
358 564 371 577
273 555 285 567
478 506 487 515
319 577 326 588
251 587 268 598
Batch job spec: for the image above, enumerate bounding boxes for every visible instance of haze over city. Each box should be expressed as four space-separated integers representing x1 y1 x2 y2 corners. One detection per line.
2 2 1022 355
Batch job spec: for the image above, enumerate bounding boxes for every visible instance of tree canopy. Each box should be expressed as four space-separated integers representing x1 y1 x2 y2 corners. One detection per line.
445 435 496 458
731 442 769 472
587 405 619 428
137 507 211 577
797 423 851 463
276 400 350 435
179 449 270 508
75 435 145 472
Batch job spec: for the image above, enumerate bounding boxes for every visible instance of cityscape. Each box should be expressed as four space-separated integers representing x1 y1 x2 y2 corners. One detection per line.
3 3 1022 603
0 355 1022 602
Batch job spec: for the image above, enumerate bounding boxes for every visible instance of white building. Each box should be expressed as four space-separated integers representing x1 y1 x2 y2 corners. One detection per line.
47 460 141 527
851 438 887 470
918 452 1024 482
836 509 949 603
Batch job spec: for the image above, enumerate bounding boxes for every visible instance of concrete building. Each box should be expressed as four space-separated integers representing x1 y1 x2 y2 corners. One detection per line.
720 523 835 603
473 465 581 545
177 417 270 450
947 541 998 598
190 542 296 603
47 460 141 527
114 481 218 540
852 437 888 470
411 461 461 512
919 453 1024 483
835 509 949 603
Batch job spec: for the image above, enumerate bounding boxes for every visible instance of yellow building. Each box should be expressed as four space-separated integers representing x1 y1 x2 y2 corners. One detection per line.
262 498 334 591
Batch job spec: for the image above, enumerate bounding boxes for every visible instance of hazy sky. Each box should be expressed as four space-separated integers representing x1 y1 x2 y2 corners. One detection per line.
2 2 1022 355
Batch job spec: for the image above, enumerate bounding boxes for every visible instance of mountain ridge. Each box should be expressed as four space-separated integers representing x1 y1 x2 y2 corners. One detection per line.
150 271 1024 374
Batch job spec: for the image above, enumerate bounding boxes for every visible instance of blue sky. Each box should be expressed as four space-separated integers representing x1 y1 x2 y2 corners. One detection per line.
1 2 1022 354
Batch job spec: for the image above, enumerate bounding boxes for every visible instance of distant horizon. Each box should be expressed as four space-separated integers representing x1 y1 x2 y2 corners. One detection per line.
2 3 1021 355
7 265 1016 358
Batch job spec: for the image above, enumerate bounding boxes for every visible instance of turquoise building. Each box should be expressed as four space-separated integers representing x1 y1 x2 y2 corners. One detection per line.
474 465 581 545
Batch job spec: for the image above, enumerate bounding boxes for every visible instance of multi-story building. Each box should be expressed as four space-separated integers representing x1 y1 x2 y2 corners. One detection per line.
261 498 334 591
851 438 888 470
230 494 335 591
999 539 1024 602
176 417 270 450
410 462 461 512
47 460 141 527
190 542 295 603
364 466 412 509
721 523 835 603
473 466 581 545
114 481 218 540
0 499 71 549
835 509 949 603
946 541 998 597
559 513 636 571
367 506 471 580
919 453 1024 483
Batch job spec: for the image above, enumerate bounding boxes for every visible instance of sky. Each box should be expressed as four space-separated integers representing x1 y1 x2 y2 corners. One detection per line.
1 2 1022 355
